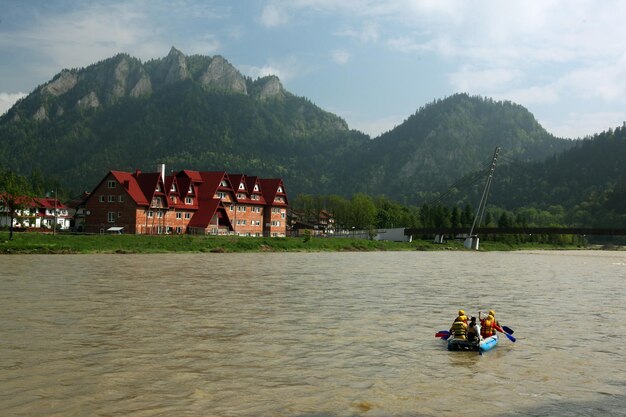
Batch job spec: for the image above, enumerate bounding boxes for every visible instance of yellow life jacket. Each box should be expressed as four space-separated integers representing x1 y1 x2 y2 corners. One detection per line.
481 317 495 337
451 320 467 339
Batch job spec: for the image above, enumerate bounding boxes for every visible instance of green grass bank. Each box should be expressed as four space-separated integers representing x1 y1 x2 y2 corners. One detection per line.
0 231 593 254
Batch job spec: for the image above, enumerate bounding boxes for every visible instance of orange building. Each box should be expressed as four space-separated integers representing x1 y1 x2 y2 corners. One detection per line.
81 165 288 236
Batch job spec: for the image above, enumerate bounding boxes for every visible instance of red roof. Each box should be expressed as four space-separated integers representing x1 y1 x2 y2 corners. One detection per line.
188 199 233 230
198 172 233 202
33 197 69 210
135 172 167 207
260 178 288 206
110 171 149 205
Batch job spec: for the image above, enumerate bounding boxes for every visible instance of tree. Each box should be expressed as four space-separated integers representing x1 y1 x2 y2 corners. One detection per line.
350 193 377 229
0 169 34 240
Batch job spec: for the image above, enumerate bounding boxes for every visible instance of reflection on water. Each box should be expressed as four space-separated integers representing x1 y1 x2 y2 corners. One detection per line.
0 251 625 416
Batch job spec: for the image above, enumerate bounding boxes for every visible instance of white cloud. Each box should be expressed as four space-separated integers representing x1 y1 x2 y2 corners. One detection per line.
447 66 522 95
239 56 306 82
543 111 626 139
331 50 350 65
336 21 380 43
0 92 27 116
185 35 221 56
260 4 290 27
350 113 407 137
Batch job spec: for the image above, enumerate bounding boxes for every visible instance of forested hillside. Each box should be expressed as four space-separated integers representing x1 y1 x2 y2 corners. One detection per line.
347 94 575 203
1 49 614 216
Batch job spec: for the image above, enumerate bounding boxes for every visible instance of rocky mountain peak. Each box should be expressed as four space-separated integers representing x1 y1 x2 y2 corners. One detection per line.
155 46 190 85
42 70 78 96
200 55 247 94
258 75 284 100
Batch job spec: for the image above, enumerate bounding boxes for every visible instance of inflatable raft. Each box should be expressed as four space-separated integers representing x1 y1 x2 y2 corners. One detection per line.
447 334 498 352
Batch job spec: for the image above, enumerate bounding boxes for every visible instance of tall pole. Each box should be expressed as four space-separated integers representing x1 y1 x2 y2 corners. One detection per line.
52 189 57 236
469 147 500 237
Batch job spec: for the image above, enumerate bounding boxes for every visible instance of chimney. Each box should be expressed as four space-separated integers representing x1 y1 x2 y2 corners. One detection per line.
158 164 165 181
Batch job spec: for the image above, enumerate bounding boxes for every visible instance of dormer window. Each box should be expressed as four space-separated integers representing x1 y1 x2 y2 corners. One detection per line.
239 183 245 190
277 186 283 193
253 185 259 191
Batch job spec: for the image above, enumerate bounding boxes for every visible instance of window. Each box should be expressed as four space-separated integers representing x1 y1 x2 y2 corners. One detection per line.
185 213 191 219
176 212 182 219
107 180 116 188
239 183 245 190
107 212 116 223
147 211 153 218
118 195 124 203
155 183 162 192
176 227 182 233
185 197 193 205
253 185 259 191
229 205 234 212
171 196 177 203
188 185 194 194
220 180 227 187
157 211 163 218
278 186 283 193
281 212 285 219
217 192 226 199
108 195 115 202
99 195 104 203
118 212 122 218
170 183 177 192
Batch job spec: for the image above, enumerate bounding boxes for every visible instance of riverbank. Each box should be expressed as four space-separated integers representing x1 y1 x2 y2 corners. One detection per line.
0 231 597 254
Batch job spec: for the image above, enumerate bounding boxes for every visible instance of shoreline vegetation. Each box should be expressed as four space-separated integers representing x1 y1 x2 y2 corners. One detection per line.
0 231 613 255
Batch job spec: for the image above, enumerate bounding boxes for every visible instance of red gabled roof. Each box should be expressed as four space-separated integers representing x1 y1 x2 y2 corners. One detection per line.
260 178 289 207
198 171 233 202
179 169 203 183
33 197 69 210
188 199 233 230
175 170 202 199
135 172 168 208
110 171 149 205
244 175 266 204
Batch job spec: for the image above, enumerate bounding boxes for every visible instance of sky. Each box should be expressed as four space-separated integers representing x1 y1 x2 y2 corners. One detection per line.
1 0 626 139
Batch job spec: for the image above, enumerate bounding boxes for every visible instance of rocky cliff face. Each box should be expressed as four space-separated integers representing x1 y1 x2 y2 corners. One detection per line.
201 55 247 94
18 48 285 121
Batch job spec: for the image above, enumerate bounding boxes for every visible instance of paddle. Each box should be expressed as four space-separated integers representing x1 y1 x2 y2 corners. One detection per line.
495 324 516 342
502 325 514 335
435 330 452 340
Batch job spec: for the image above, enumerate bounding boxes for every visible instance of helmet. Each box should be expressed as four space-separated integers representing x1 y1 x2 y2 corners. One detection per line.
458 310 465 316
489 310 495 316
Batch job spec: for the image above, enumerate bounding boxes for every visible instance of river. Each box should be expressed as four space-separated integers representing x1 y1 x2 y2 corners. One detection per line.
0 251 625 416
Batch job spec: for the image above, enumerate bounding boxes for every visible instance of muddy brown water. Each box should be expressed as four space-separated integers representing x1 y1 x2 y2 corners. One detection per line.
1 251 625 416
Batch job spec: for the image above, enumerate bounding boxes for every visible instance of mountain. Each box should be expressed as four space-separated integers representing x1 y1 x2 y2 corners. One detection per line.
0 47 364 195
0 48 592 208
487 124 626 212
345 94 576 203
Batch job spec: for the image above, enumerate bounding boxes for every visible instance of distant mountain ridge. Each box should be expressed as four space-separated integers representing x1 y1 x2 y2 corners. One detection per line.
10 47 291 123
3 48 617 212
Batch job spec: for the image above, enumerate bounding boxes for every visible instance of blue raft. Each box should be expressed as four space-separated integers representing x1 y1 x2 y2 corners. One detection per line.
447 334 499 352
